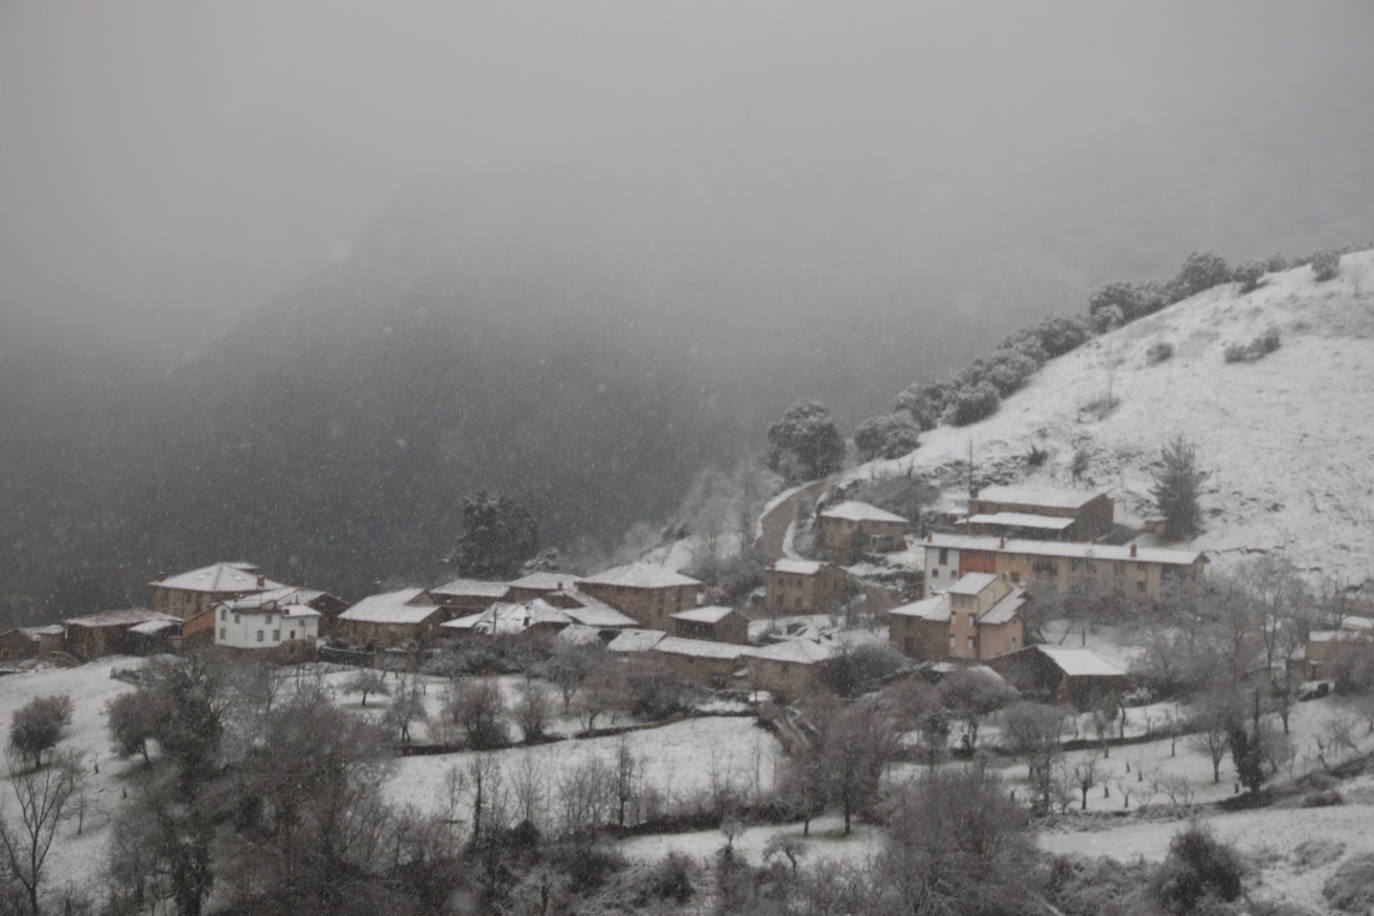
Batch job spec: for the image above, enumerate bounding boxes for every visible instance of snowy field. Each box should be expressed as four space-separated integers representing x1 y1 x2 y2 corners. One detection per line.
839 251 1374 586
617 814 883 868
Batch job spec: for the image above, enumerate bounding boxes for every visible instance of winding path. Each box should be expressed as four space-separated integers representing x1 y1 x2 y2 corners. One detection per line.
756 480 828 561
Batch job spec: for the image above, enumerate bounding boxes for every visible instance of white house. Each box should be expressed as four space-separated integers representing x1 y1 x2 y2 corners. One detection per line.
214 600 320 650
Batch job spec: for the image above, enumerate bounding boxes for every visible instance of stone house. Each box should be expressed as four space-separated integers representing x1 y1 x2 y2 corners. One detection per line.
989 645 1129 708
670 606 749 644
748 638 834 698
921 534 1205 602
888 572 1027 663
1303 616 1374 679
575 564 701 629
334 588 444 649
764 559 848 615
0 625 65 661
816 501 908 562
149 562 285 620
63 609 180 661
965 485 1114 542
503 571 578 603
429 578 512 614
649 636 748 688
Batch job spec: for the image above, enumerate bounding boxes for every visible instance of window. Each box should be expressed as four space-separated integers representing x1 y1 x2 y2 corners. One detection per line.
234 614 241 625
948 634 955 650
967 613 975 628
256 630 264 642
266 615 273 626
219 627 225 640
1136 580 1146 593
938 548 949 565
904 637 913 653
220 608 226 621
930 569 938 578
967 636 975 651
288 630 296 640
272 629 280 641
1114 561 1124 576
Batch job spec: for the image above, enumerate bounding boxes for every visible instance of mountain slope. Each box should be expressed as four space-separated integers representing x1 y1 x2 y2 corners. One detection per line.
853 251 1374 585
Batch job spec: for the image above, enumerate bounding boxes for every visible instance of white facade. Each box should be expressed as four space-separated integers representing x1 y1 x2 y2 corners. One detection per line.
214 604 319 649
923 544 962 595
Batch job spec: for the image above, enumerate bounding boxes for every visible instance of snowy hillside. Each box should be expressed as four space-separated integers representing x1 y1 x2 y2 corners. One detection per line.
853 251 1374 585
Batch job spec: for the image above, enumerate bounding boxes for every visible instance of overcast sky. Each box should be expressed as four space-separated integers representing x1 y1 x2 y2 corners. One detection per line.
2 0 1371 353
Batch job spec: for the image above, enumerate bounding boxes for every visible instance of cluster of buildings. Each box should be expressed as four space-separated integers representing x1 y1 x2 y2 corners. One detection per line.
0 483 1221 706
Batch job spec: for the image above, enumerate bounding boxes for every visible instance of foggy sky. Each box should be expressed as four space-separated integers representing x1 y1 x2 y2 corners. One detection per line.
2 0 1372 356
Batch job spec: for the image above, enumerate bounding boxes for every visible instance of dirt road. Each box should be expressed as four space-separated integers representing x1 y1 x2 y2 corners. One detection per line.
756 480 828 561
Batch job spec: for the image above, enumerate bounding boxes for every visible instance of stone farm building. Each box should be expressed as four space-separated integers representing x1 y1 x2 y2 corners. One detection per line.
574 564 702 629
0 625 64 662
765 559 848 615
149 562 287 620
670 606 749 644
965 485 1113 542
990 645 1129 708
889 572 1026 663
921 534 1205 601
816 501 908 563
63 609 180 661
429 578 512 614
749 638 834 697
1302 615 1374 679
334 588 444 648
649 636 748 688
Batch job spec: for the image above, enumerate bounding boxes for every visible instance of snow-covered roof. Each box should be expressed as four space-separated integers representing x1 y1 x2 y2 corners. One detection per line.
1309 629 1370 644
946 572 1000 596
441 601 571 635
966 512 1075 531
1031 645 1126 677
128 618 180 635
151 562 283 593
671 605 736 624
556 624 606 646
749 638 834 665
430 577 511 600
972 486 1104 510
337 589 435 624
889 596 950 621
1341 615 1374 632
819 501 907 524
65 608 178 629
607 628 668 653
651 636 747 659
506 571 576 591
979 588 1027 626
219 586 332 613
924 534 1203 566
769 559 828 575
578 563 702 590
16 625 64 640
281 605 321 619
556 590 639 627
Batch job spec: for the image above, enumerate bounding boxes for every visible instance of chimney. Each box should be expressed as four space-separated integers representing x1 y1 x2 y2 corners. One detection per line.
926 533 933 543
1130 543 1138 558
156 571 168 582
256 575 266 588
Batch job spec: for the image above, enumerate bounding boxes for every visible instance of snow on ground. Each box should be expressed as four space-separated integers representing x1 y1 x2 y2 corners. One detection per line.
0 659 143 903
841 251 1374 586
1039 619 1151 672
640 532 743 573
617 814 883 867
782 520 800 559
756 482 817 541
384 715 781 819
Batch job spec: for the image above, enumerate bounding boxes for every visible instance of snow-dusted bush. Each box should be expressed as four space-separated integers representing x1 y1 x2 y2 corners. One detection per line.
984 348 1039 396
1234 260 1266 294
894 380 951 431
1000 330 1050 366
1224 328 1281 363
767 400 845 483
1151 824 1243 913
1171 250 1233 301
945 381 1000 426
1089 304 1124 334
1311 249 1342 282
1089 280 1165 324
1146 341 1175 365
853 412 922 461
1265 253 1289 272
1323 853 1374 912
1026 313 1092 357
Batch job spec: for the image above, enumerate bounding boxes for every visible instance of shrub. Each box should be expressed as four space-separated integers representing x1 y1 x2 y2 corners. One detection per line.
852 413 922 461
1088 280 1165 324
894 380 951 430
1026 314 1091 357
1150 436 1206 540
645 852 694 904
1089 304 1125 334
9 694 74 769
1323 853 1374 912
1224 328 1281 363
1146 341 1175 365
767 401 845 483
1070 446 1090 480
1311 249 1341 282
1172 251 1233 301
1151 824 1243 913
1234 260 1266 294
1265 253 1289 272
999 331 1050 366
984 349 1039 396
946 381 1000 426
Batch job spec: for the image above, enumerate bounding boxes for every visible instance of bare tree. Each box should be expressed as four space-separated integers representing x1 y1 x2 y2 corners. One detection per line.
822 698 900 835
610 737 642 830
939 667 1016 752
382 677 429 744
1186 689 1236 783
513 679 554 744
105 689 167 765
1003 701 1067 813
444 677 509 749
0 750 81 915
7 695 73 772
572 668 628 734
342 669 390 707
1072 751 1100 810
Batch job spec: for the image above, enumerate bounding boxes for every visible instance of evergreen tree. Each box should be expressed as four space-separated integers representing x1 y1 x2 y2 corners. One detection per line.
1151 436 1206 540
452 490 539 579
766 401 844 483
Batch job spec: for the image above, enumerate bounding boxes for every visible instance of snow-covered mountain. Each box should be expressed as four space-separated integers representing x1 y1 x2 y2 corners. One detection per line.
853 251 1374 586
